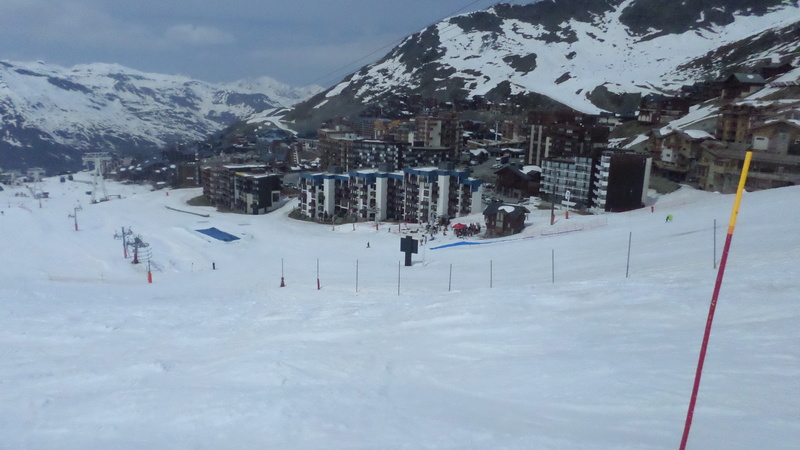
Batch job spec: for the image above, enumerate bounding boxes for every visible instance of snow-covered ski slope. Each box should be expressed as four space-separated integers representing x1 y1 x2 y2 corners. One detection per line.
0 174 798 449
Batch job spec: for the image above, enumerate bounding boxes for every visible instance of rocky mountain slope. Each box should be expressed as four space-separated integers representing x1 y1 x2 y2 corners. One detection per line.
286 0 800 132
0 61 320 172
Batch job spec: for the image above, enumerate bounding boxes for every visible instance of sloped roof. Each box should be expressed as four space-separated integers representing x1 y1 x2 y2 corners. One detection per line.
750 119 800 132
482 202 530 219
727 73 767 84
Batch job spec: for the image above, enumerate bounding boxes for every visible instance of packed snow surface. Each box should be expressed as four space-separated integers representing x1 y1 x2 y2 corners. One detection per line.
1 175 798 449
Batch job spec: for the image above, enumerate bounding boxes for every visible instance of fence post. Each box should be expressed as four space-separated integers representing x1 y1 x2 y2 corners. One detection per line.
626 232 632 278
449 264 453 292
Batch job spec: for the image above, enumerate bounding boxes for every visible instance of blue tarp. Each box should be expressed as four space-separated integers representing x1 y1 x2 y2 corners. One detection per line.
196 227 240 242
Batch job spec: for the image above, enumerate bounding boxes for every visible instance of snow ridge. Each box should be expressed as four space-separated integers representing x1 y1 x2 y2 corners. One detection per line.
0 60 321 164
311 0 800 114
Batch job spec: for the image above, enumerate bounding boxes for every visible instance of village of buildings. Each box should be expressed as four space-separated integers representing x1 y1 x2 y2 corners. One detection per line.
4 62 798 238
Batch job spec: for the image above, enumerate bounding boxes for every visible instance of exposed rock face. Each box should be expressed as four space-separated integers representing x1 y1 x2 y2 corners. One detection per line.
286 0 799 131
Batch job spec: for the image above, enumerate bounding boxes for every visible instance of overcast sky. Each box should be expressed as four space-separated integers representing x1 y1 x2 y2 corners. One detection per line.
0 0 508 87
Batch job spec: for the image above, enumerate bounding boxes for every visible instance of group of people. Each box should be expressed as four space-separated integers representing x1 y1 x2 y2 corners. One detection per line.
453 223 481 238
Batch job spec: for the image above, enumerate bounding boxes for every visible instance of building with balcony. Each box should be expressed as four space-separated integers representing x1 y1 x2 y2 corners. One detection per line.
413 114 462 153
297 168 352 222
201 164 282 214
592 150 652 212
298 164 483 224
649 128 716 181
527 111 610 166
539 156 594 210
696 148 800 193
233 172 283 215
401 165 483 223
541 150 651 212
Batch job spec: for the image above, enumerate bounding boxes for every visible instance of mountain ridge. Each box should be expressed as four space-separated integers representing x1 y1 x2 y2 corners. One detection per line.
285 0 800 132
0 60 321 172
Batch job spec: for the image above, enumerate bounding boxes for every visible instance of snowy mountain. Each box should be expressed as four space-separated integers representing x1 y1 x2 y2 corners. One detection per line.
287 0 800 130
0 60 321 172
1 173 798 448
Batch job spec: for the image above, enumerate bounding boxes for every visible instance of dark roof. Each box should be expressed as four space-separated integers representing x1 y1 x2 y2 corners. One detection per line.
482 202 530 220
726 73 767 84
493 165 533 180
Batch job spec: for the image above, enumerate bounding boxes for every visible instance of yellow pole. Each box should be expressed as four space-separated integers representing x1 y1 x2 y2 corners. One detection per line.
726 151 753 235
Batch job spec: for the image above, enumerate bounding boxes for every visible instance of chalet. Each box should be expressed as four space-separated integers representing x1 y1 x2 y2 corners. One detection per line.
638 94 691 125
493 165 541 199
697 148 800 193
649 128 717 181
482 202 529 237
758 62 794 80
750 120 800 155
720 73 767 100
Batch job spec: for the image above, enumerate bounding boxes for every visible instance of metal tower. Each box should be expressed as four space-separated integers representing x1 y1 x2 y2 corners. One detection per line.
26 167 46 199
82 152 112 203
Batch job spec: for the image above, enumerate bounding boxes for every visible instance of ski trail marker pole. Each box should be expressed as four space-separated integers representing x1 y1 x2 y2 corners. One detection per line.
679 151 752 450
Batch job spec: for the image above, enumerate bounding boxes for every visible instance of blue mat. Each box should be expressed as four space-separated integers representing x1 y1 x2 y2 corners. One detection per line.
196 227 240 242
430 241 485 250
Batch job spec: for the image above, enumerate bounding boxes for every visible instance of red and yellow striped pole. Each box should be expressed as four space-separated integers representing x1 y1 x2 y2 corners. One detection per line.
679 151 752 450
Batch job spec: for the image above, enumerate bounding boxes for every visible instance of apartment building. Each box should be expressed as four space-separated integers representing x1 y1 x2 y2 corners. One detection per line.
539 156 594 210
298 164 483 224
527 111 610 166
540 150 651 212
201 164 282 214
413 113 462 152
592 150 652 212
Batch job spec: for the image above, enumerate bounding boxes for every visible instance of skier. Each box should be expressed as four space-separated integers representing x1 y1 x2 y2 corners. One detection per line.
666 214 673 223
366 242 370 248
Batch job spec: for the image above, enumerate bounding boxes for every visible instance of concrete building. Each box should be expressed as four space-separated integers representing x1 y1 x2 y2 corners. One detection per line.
298 164 483 224
527 111 610 166
201 164 282 214
539 156 594 210
540 150 651 212
592 150 652 212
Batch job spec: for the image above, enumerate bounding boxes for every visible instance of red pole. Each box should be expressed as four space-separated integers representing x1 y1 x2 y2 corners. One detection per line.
679 151 751 450
147 271 153 283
